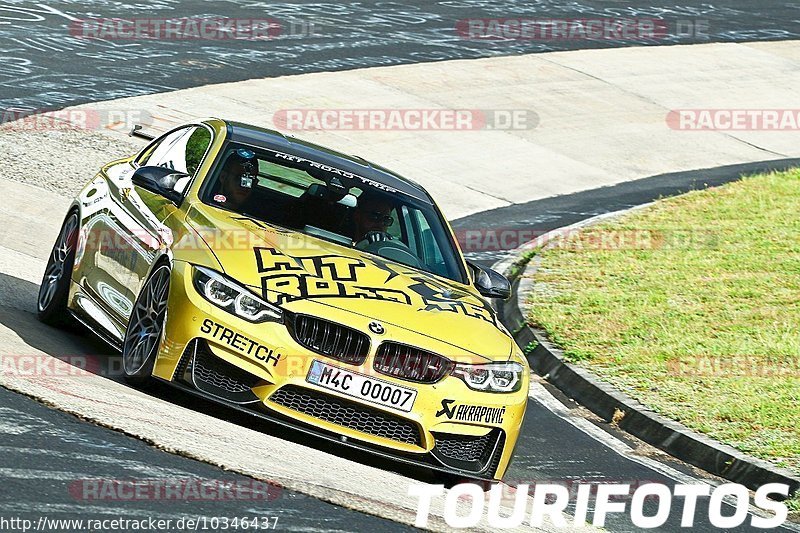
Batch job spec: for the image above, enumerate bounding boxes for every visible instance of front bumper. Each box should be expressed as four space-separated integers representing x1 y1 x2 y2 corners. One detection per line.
154 261 529 479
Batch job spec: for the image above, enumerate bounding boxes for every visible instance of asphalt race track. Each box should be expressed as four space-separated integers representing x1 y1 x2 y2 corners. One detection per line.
0 386 412 531
1 1 799 532
0 1 799 112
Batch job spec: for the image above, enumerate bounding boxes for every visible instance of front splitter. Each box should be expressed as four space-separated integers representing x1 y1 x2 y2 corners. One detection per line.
158 378 501 483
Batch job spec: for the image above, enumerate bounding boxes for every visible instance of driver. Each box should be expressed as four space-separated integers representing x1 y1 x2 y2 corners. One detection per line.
214 149 257 211
352 194 394 244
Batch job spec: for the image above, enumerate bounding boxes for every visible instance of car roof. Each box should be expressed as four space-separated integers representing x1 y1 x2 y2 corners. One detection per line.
223 120 433 203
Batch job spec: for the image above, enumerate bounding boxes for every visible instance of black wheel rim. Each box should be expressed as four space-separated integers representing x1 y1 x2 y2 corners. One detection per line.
38 214 78 312
123 265 170 376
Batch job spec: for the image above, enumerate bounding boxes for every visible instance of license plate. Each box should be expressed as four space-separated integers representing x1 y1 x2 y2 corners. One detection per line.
306 360 417 412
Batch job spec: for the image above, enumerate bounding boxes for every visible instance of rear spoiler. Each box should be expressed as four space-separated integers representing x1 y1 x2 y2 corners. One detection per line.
129 124 157 141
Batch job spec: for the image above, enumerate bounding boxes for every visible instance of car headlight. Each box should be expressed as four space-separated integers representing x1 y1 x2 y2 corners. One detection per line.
192 265 282 323
452 362 524 393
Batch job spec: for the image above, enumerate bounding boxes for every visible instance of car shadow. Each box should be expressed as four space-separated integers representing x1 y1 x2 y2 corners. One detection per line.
0 272 464 487
0 272 114 360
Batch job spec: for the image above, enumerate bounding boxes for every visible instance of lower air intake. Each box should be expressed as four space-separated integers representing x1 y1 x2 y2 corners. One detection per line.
431 429 505 475
176 339 261 404
270 385 422 447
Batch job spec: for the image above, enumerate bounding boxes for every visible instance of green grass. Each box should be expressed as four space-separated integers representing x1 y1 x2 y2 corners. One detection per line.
789 493 800 514
507 248 538 280
526 169 800 475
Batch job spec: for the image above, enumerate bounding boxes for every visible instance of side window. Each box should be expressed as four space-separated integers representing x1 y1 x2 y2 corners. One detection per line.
400 206 416 250
184 128 212 175
411 209 445 271
386 207 402 241
137 128 189 168
137 126 211 176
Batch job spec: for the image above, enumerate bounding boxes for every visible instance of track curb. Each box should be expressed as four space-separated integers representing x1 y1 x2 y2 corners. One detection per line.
493 207 800 497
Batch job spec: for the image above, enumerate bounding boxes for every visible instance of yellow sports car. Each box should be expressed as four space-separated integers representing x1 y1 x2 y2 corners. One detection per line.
38 119 529 480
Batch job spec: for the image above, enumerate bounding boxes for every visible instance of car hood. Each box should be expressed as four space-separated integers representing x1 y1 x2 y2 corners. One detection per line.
185 203 513 359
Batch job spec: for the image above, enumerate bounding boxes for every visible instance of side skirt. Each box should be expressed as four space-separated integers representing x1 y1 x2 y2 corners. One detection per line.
69 309 123 352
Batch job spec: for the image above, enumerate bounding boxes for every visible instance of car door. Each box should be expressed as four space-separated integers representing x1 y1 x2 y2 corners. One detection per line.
124 125 212 301
86 125 211 339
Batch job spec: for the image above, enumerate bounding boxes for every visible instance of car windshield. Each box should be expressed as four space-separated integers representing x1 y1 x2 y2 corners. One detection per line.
200 143 466 283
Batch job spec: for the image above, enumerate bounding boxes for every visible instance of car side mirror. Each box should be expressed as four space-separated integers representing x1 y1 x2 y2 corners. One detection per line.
467 261 511 300
132 166 189 204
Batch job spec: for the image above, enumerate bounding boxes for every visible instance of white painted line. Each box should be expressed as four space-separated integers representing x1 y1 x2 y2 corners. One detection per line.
528 381 800 531
529 381 710 485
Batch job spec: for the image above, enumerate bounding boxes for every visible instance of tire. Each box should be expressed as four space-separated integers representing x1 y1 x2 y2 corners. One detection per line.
37 212 79 327
122 262 171 386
